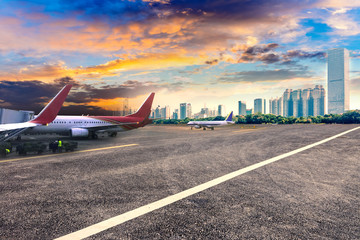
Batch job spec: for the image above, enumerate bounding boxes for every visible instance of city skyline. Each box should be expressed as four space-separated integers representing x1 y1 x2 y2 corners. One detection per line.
153 83 327 119
0 1 360 115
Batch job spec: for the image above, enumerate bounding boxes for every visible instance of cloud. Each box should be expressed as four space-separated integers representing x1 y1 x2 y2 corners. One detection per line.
0 80 66 112
284 50 326 59
0 78 154 114
235 43 326 64
326 14 360 36
0 76 191 114
205 59 218 65
0 43 326 82
243 43 280 55
0 53 203 81
81 53 201 75
316 0 360 9
218 69 312 83
0 0 318 59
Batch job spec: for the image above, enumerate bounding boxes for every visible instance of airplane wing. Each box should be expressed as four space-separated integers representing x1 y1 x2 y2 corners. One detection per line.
0 85 72 142
0 122 38 132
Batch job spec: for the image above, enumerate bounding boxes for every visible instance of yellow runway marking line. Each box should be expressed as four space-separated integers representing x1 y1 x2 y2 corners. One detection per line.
0 143 138 164
55 126 360 240
233 128 264 133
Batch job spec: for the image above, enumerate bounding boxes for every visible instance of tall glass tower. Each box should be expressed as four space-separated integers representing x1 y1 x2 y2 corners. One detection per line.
180 103 187 119
238 101 246 115
254 98 265 114
327 48 349 114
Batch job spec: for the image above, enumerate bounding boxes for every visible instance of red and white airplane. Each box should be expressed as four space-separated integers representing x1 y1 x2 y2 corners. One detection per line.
25 92 155 139
0 85 72 142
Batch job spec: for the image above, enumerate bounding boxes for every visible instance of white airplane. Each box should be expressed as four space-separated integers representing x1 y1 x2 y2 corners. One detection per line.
187 111 234 130
0 85 72 142
24 92 155 139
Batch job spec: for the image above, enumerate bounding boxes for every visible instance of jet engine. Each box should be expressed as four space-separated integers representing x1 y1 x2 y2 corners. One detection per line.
194 125 201 129
70 128 89 137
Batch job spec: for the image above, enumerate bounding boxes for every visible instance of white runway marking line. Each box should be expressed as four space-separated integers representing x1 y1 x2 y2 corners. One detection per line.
0 144 138 164
54 126 360 240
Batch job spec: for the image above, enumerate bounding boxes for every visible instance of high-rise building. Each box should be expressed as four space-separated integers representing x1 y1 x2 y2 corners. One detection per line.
218 105 226 116
180 103 187 119
291 90 302 118
277 97 283 116
186 103 192 118
320 87 326 116
282 89 292 117
254 98 265 114
264 99 266 114
238 101 246 115
308 85 326 117
312 85 320 116
328 48 349 114
155 105 161 118
209 109 216 117
269 98 279 115
172 109 179 119
246 109 253 115
277 86 326 117
150 109 155 119
301 88 311 117
160 106 171 119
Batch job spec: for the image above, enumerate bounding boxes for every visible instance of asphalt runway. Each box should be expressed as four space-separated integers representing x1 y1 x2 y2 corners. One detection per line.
0 124 359 239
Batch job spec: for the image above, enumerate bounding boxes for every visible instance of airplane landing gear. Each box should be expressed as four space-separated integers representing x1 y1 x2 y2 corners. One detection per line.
91 133 98 139
109 132 117 137
211 127 214 130
203 127 206 130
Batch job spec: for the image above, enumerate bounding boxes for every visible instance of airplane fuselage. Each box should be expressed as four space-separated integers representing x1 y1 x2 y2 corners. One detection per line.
187 120 234 130
25 115 145 137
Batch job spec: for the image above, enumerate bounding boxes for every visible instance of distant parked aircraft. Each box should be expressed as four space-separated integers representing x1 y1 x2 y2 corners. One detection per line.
0 85 72 142
187 111 234 130
25 92 155 139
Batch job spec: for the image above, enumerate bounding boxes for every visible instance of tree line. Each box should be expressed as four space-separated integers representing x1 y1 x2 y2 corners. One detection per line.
152 110 360 124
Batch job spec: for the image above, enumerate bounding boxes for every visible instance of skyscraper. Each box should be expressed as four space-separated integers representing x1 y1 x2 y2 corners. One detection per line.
282 89 292 117
269 98 278 115
320 87 326 116
155 105 161 118
273 86 325 117
186 103 192 118
173 109 179 119
311 85 323 116
238 101 246 115
328 48 349 114
291 90 302 118
277 97 283 116
160 106 171 119
254 98 265 114
218 105 225 116
200 107 209 117
180 103 187 119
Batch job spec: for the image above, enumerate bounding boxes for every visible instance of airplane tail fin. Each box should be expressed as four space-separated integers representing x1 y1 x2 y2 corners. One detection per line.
29 85 72 125
127 92 155 119
225 111 233 121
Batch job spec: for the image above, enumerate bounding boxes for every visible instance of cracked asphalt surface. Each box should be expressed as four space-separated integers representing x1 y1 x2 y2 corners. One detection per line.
0 124 359 239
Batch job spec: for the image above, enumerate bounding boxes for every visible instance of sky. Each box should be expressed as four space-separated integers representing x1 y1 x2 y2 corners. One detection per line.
0 0 359 116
